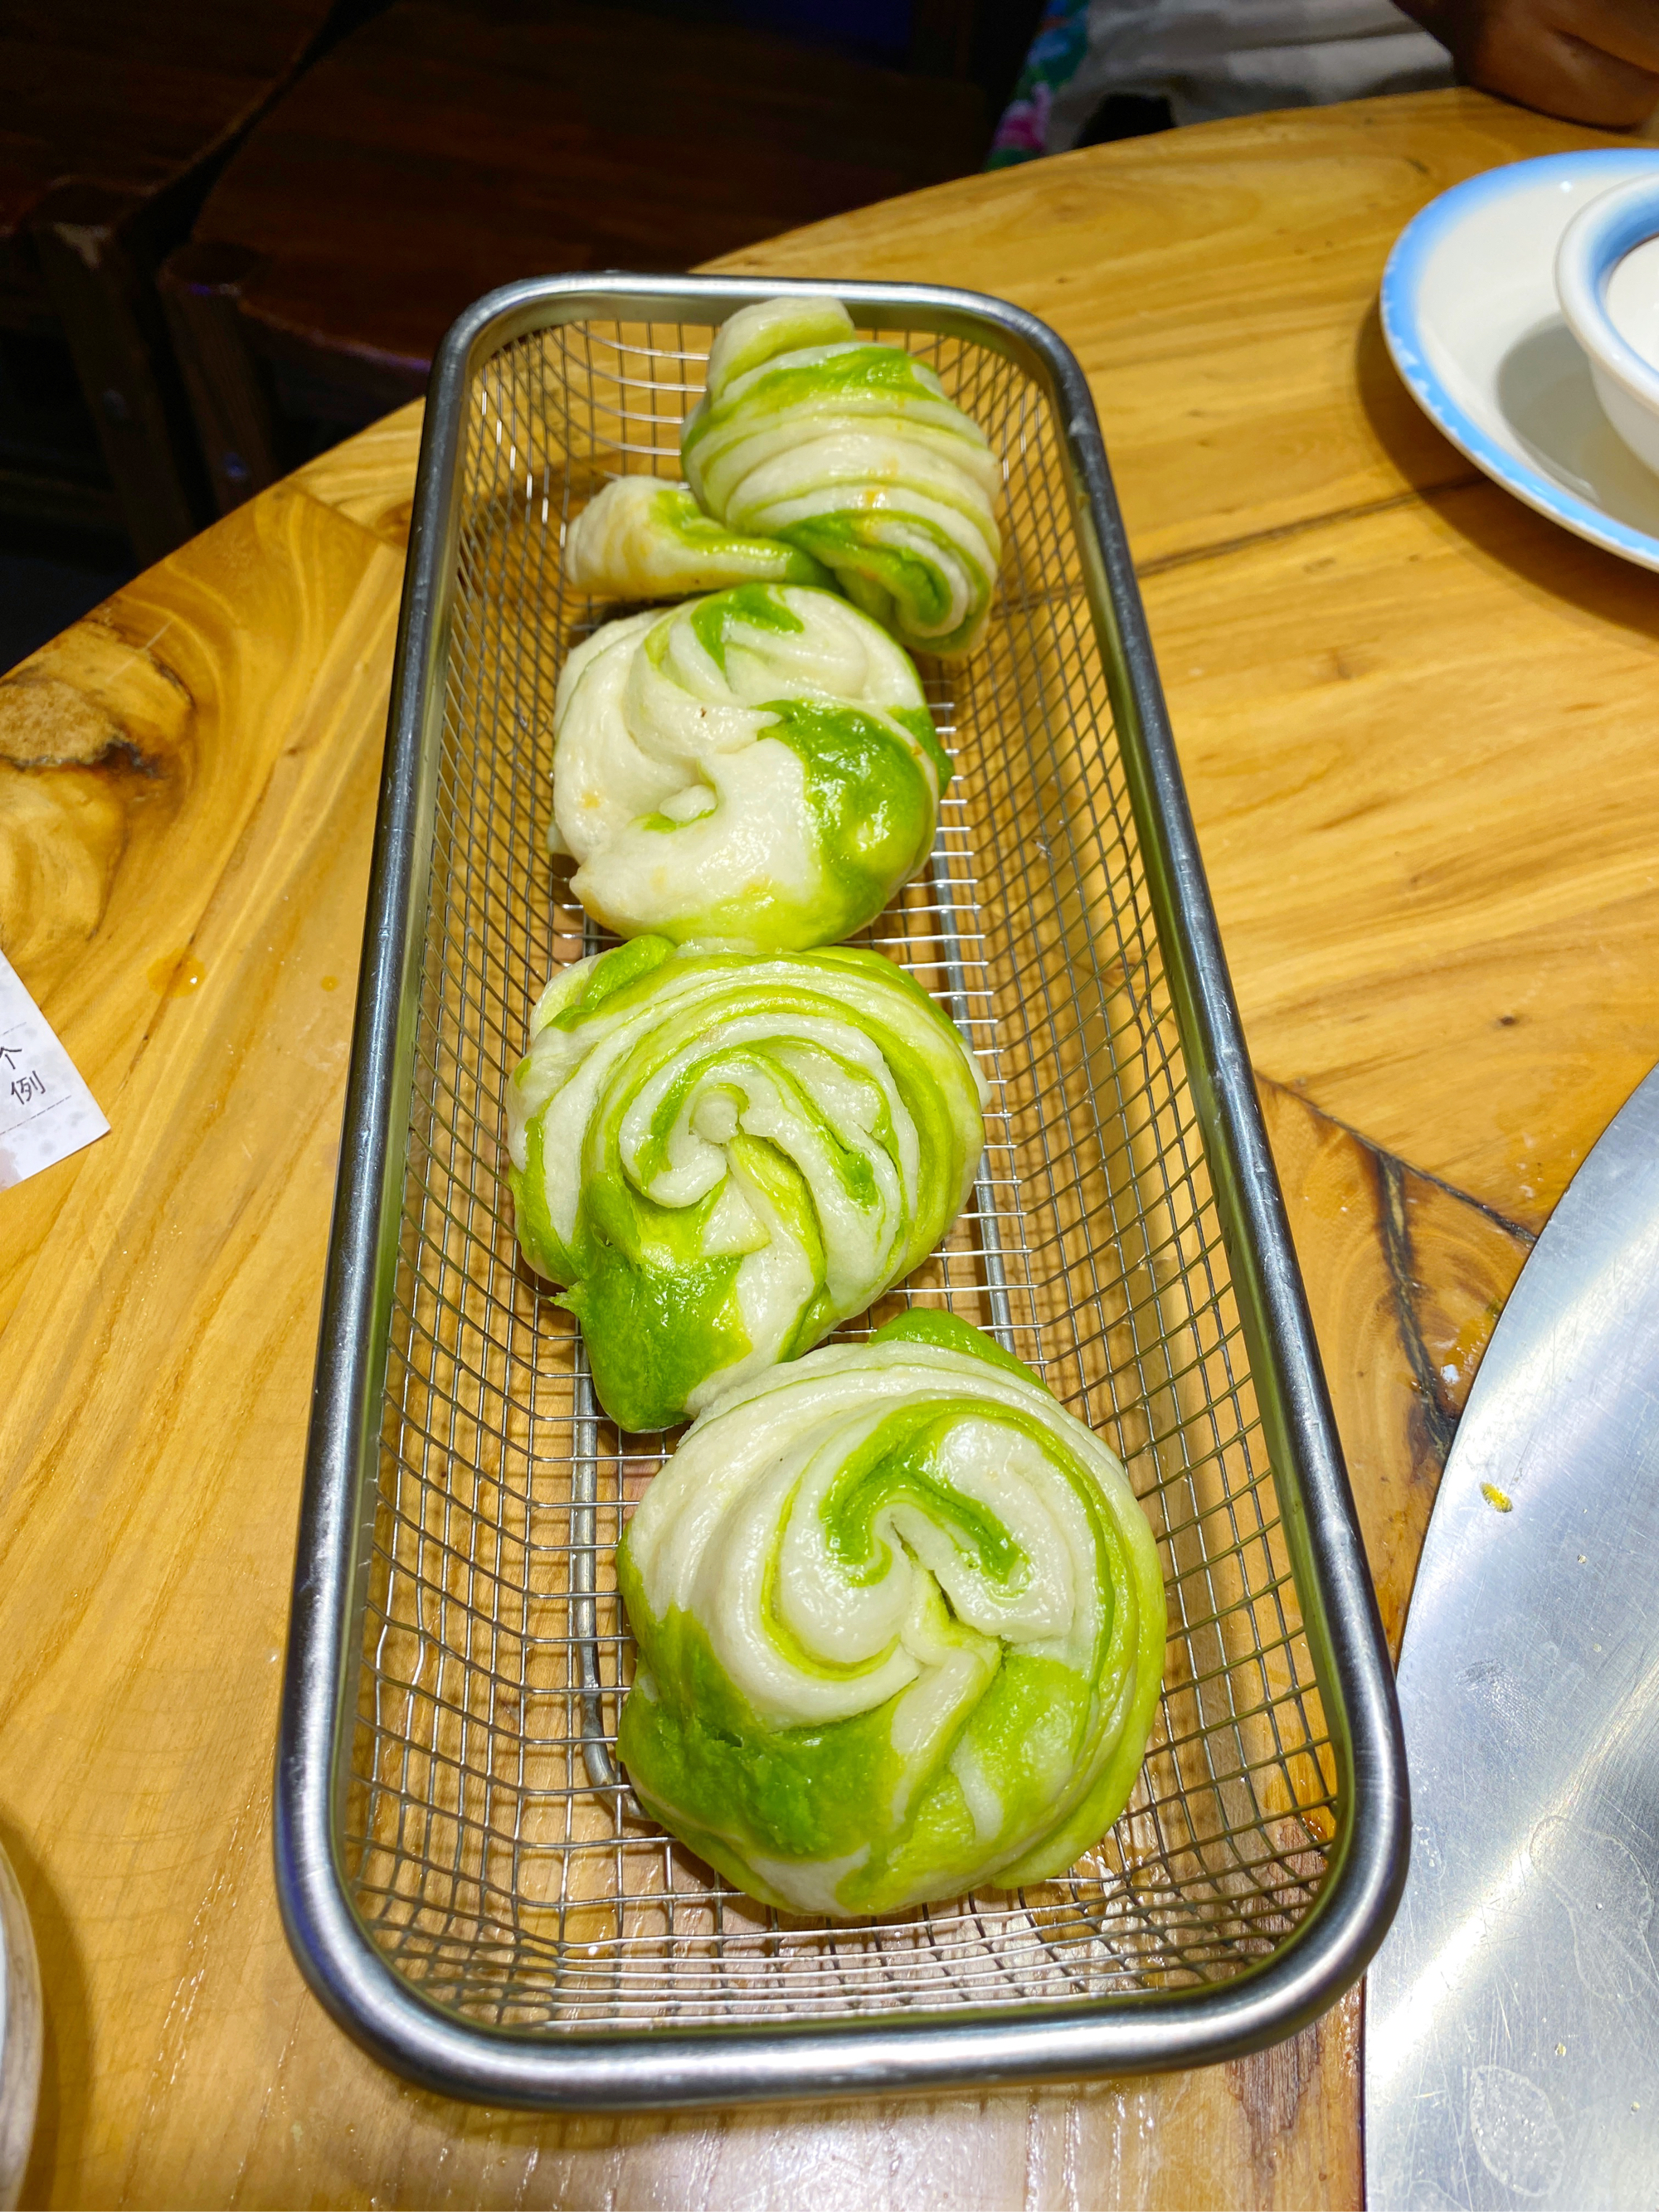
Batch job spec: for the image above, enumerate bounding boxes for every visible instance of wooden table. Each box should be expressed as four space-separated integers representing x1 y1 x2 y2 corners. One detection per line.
2 85 1655 2209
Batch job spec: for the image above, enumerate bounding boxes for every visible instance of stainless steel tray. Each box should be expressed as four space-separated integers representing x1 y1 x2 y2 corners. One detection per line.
276 274 1408 2109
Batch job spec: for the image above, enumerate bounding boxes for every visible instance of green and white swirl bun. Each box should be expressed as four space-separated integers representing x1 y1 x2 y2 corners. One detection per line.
565 477 832 598
550 581 950 952
681 297 1003 661
506 938 987 1433
617 1311 1167 1918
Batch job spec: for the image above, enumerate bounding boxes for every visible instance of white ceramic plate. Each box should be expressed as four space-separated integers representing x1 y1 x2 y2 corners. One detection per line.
1382 148 1659 570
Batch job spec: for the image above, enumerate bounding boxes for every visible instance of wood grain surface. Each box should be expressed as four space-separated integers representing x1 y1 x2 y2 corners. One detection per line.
1 85 1652 2209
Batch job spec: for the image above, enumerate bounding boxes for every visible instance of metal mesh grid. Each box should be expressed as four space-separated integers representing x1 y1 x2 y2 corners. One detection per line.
343 307 1339 2033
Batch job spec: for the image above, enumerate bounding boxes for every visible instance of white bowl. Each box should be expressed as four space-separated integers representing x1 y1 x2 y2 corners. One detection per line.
1555 172 1659 477
1381 149 1659 570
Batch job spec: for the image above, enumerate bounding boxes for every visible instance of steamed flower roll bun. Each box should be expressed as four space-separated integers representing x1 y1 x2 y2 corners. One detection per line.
565 477 832 600
616 1311 1167 1918
505 936 986 1432
681 297 1003 661
550 581 949 952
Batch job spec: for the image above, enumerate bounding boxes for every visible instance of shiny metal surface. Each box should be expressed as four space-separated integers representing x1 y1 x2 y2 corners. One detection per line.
1367 1061 1659 2210
276 273 1406 2106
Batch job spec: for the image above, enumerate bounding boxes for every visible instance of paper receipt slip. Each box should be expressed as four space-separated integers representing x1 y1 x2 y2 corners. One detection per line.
0 950 109 1190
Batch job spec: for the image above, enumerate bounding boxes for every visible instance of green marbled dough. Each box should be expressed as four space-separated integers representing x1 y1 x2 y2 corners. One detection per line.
566 477 831 598
550 581 948 952
616 1314 1167 1917
682 297 1003 660
505 941 986 1430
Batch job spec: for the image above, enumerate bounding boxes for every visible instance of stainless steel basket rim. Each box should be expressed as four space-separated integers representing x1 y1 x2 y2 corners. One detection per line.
276 270 1408 2111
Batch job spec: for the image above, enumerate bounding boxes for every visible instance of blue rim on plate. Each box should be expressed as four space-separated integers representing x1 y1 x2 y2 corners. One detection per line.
1381 149 1659 570
1556 172 1659 415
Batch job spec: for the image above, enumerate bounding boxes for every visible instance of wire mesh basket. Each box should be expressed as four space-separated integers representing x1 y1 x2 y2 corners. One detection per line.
277 275 1407 2108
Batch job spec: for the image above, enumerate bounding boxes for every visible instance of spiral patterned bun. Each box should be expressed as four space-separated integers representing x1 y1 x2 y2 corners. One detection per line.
506 939 987 1432
565 477 831 599
550 581 949 952
617 1312 1167 1918
680 297 1003 660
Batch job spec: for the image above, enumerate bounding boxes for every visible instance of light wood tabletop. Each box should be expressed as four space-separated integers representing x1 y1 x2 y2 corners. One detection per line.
3 83 1656 2210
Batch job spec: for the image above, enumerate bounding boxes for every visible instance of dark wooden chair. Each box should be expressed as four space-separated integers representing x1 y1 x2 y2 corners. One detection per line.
158 0 990 515
0 1 344 562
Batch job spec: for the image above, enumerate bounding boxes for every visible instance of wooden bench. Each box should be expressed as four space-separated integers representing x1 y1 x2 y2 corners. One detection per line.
1 0 342 559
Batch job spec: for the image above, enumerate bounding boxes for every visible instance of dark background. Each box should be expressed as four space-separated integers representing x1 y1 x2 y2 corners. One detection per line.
0 0 1047 668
